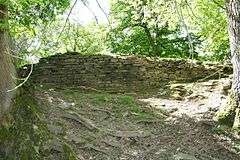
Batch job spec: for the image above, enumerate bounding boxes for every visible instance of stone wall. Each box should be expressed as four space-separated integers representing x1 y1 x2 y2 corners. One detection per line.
19 52 232 93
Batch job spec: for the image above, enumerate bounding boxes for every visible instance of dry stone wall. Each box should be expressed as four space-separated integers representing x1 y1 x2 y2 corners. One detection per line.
19 52 232 93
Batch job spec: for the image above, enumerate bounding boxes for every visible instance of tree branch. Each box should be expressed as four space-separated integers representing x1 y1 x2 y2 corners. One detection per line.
81 0 99 24
57 0 78 42
212 0 226 10
95 0 110 25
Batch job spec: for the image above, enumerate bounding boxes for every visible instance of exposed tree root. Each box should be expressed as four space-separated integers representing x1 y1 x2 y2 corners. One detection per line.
63 111 151 138
63 111 98 131
80 144 109 155
102 139 121 148
137 119 163 124
90 108 114 116
106 130 151 138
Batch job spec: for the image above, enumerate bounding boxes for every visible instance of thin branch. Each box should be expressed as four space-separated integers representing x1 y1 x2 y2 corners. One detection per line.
57 0 78 42
212 0 226 10
184 0 204 23
95 0 110 25
81 0 99 24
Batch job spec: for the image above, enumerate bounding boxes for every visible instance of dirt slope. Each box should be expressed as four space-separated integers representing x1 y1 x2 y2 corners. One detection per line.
36 78 240 160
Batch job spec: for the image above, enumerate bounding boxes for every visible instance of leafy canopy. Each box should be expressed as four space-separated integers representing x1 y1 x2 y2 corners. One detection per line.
108 0 200 58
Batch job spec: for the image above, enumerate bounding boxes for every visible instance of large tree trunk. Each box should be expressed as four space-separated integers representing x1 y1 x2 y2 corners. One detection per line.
0 3 15 125
217 0 240 129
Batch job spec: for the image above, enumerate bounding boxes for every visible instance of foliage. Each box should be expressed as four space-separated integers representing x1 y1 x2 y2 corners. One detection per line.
107 0 229 61
180 0 229 61
39 22 108 56
9 0 70 27
8 0 230 62
108 0 201 58
12 20 107 65
61 23 107 54
7 0 71 64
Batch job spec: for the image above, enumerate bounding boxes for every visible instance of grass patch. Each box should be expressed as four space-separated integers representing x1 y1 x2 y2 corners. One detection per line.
59 89 163 122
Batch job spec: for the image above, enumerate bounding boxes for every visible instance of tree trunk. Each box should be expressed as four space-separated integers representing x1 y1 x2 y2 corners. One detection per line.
217 0 240 129
142 24 159 56
0 3 15 125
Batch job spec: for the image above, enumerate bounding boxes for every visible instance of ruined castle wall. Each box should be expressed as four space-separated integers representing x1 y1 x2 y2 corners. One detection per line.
19 53 232 93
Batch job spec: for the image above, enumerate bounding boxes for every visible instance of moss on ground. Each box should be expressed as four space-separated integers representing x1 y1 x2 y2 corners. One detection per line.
0 88 48 159
0 88 77 160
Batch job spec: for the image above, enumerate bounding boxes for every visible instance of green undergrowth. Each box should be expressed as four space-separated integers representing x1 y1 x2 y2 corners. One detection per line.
0 87 76 160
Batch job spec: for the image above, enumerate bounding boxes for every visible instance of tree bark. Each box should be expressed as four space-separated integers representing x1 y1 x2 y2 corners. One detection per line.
217 0 240 129
0 3 15 125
